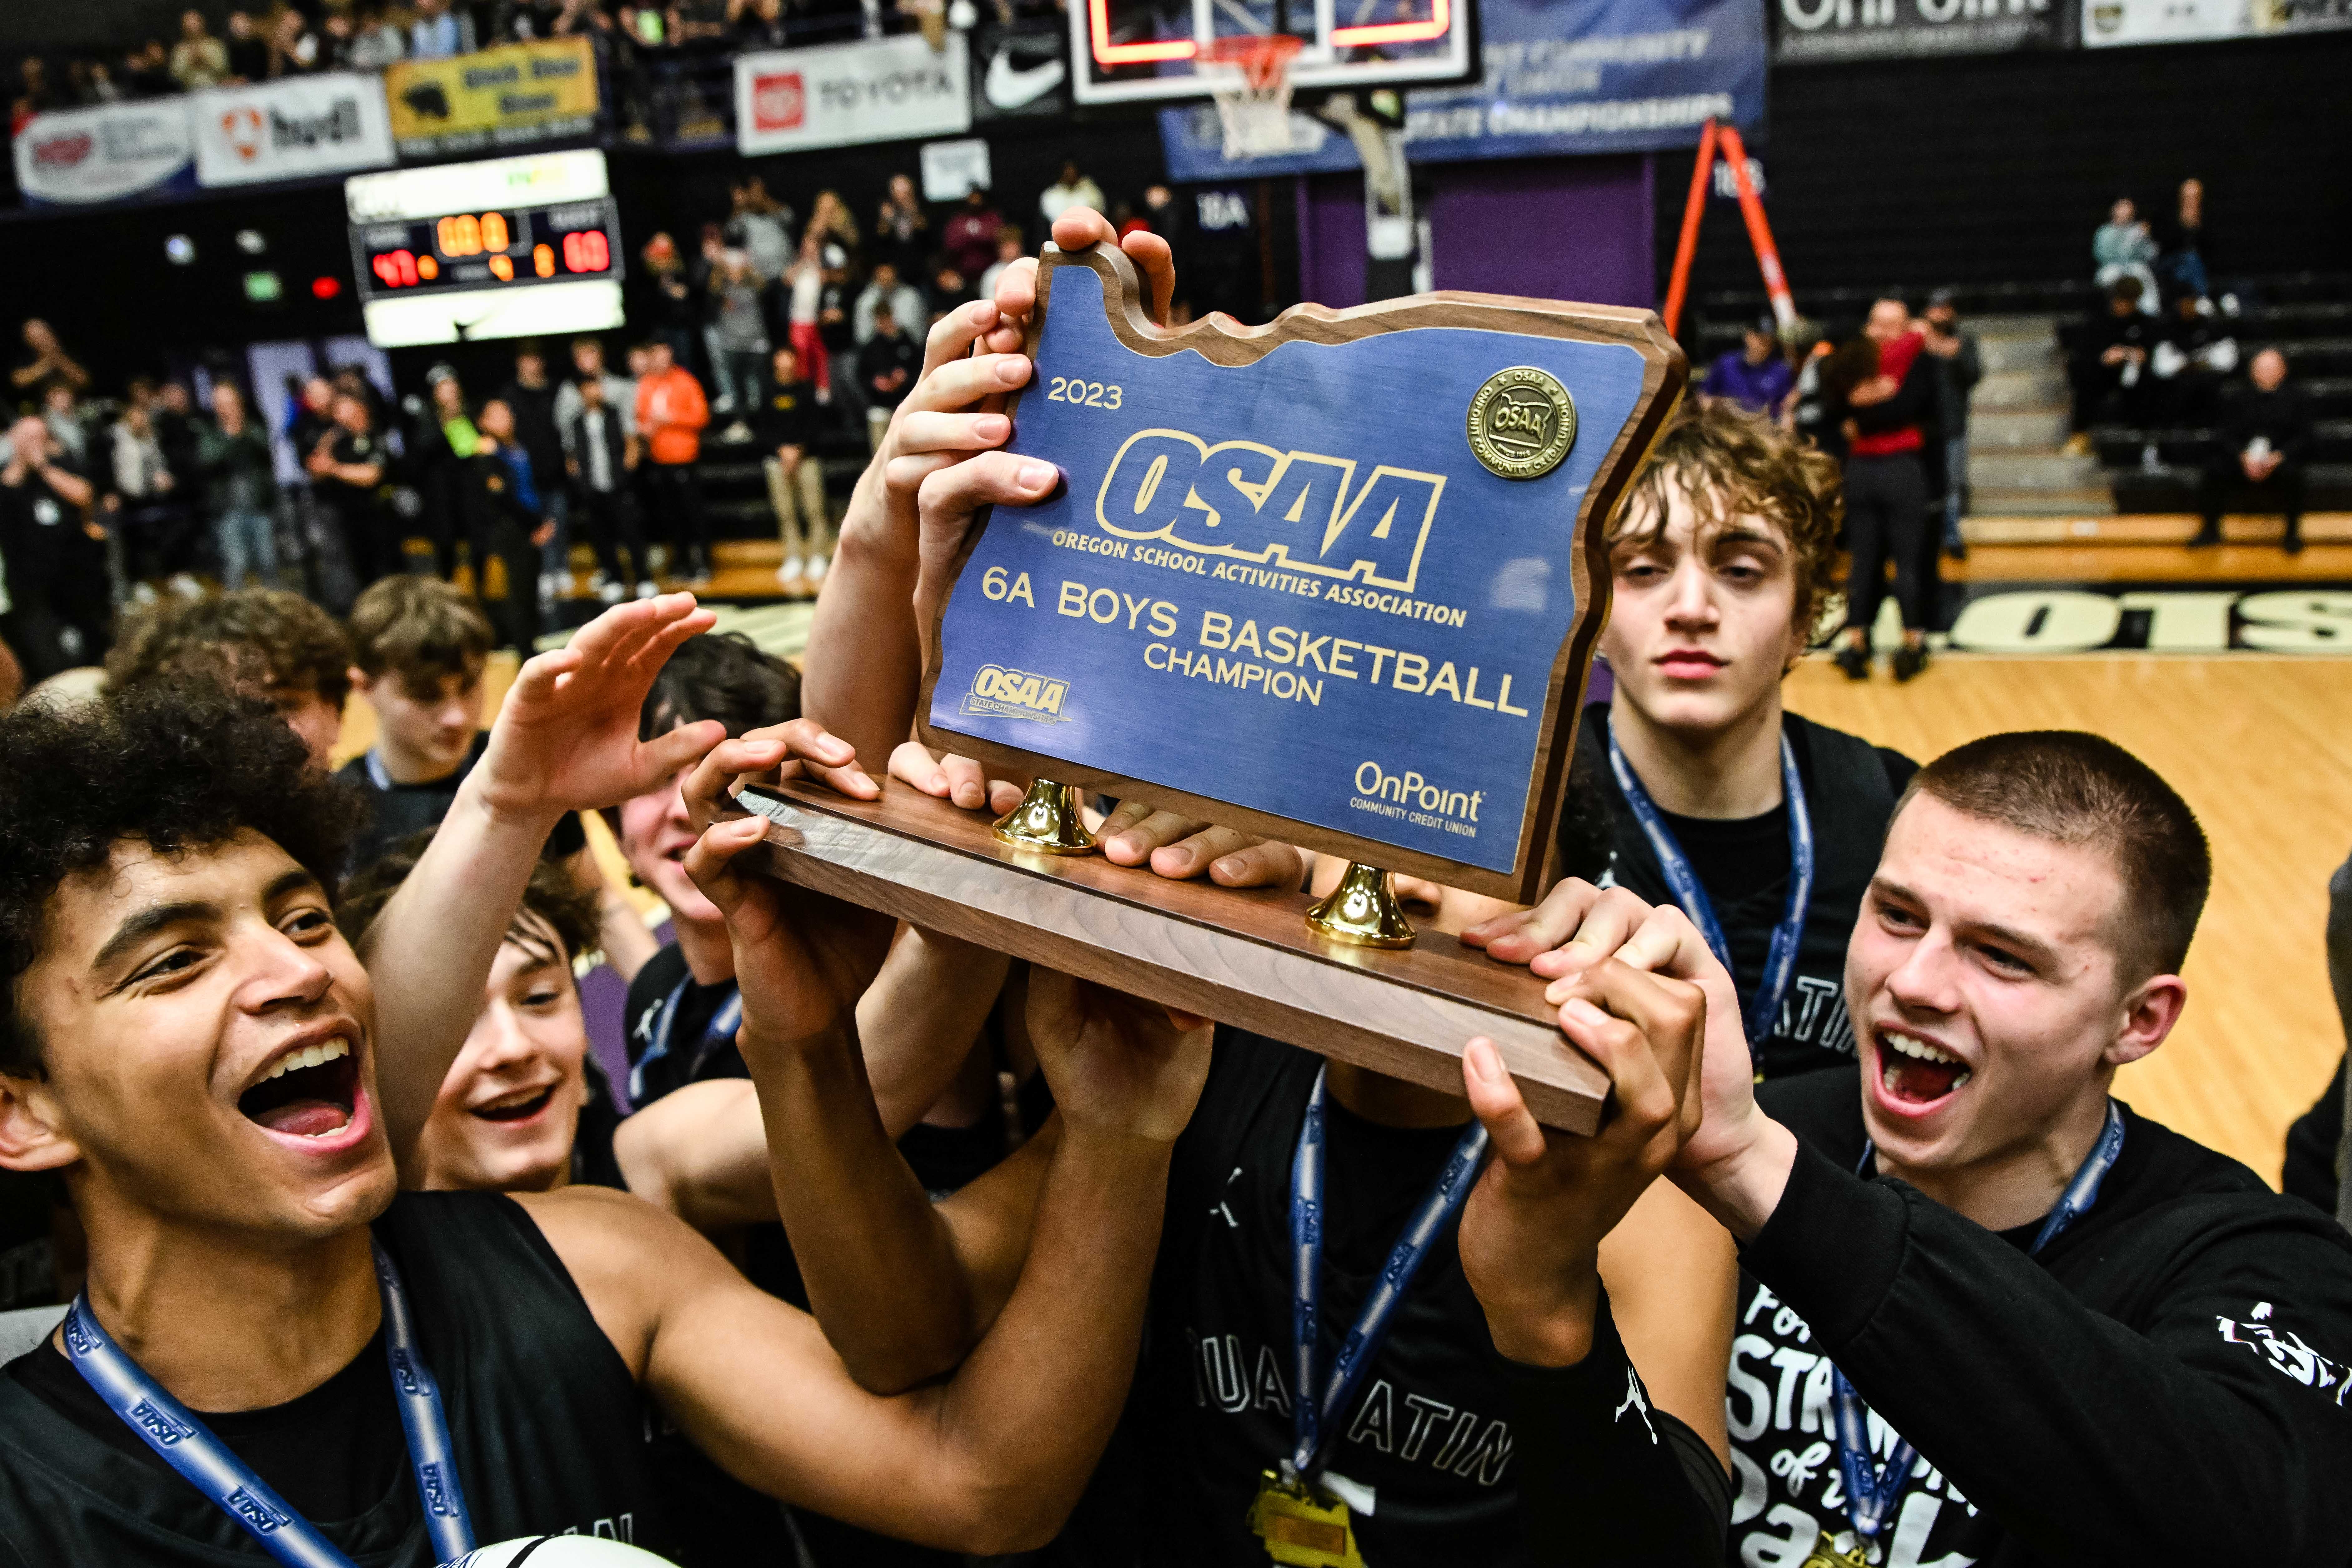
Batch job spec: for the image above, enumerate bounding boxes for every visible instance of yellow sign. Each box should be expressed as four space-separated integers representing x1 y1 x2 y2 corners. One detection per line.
385 38 599 155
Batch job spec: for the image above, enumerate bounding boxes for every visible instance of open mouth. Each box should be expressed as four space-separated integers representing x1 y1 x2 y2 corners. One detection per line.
238 1038 359 1139
1876 1029 1972 1106
471 1085 556 1123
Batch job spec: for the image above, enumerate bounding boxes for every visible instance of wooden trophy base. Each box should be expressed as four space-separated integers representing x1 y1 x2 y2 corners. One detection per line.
730 779 1607 1134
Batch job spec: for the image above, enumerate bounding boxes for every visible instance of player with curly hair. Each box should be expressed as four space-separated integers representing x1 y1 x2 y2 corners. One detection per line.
1466 396 1921 1082
104 587 354 766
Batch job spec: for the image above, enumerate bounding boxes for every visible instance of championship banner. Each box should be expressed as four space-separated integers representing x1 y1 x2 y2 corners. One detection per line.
12 101 196 206
735 34 972 156
1776 0 2075 62
1159 0 1765 182
385 37 599 159
193 73 394 188
2082 0 2352 46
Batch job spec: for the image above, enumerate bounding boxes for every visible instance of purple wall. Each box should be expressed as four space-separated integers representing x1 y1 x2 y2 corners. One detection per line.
1295 154 1656 311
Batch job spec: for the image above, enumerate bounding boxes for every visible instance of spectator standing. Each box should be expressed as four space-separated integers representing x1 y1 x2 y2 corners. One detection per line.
2066 278 2158 451
756 345 827 595
105 400 200 601
498 345 572 601
462 398 557 650
197 381 279 590
10 319 89 400
816 244 858 411
941 187 1003 281
782 235 831 403
1039 160 1105 224
805 189 860 261
705 249 772 424
222 11 272 83
268 10 322 76
639 231 702 374
872 172 930 282
346 7 409 68
2093 197 2160 314
169 10 228 89
853 261 926 346
554 336 636 447
38 382 89 466
636 339 711 583
732 0 794 48
1700 317 1793 414
727 176 796 281
411 369 481 582
2156 177 2211 301
11 59 63 134
411 0 480 58
564 372 651 601
124 41 177 97
1834 298 1939 683
1922 289 1982 557
308 391 399 597
0 413 103 681
854 304 918 452
2193 346 2311 553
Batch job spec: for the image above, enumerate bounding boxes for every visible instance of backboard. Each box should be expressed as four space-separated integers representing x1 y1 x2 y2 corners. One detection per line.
1069 0 1474 105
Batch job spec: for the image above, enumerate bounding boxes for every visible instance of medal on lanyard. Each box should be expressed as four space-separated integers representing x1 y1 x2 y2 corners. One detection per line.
627 978 744 1107
1247 1066 1489 1568
63 1240 476 1568
1605 717 1815 1043
1807 1100 2126 1567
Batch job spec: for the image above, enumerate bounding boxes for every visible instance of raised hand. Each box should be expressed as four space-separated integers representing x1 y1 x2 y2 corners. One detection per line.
1025 970 1212 1145
471 593 718 822
1456 957 1707 1366
679 722 891 1054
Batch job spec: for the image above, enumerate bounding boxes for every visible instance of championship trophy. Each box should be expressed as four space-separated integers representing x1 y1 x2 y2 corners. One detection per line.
731 242 1684 1132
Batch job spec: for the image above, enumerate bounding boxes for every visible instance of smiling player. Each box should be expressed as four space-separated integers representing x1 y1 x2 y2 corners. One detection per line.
1482 729 2352 1565
1466 399 1915 1084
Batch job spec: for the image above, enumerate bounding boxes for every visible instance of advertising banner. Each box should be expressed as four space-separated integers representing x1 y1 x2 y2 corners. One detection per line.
385 37 600 158
192 73 394 188
1776 0 2075 62
2082 0 2352 46
969 8 1071 121
735 34 972 156
12 101 196 206
1159 0 1765 182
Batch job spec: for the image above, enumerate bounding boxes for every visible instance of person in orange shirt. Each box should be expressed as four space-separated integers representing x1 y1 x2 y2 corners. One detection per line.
634 341 712 586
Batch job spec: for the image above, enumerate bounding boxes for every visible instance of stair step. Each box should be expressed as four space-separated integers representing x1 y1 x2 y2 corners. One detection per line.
1975 369 2068 408
1970 451 2108 487
1969 408 2071 448
1975 335 2059 374
1968 483 2117 516
1961 512 2352 544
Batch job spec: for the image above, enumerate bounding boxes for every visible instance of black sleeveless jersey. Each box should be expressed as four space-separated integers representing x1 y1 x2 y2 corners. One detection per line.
1130 1031 1525 1568
1576 704 1914 1081
0 1191 676 1566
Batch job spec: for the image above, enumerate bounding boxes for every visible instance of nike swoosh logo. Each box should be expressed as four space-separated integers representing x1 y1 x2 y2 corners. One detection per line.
985 47 1066 110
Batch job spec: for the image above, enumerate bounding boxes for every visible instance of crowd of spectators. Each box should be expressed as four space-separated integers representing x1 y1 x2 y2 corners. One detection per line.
8 0 985 139
0 158 1193 701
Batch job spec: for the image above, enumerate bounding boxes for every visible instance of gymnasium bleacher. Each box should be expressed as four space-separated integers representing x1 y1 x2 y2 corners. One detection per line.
1694 271 2352 534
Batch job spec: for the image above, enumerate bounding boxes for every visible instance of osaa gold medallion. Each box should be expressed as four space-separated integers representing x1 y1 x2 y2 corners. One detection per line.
1465 366 1576 480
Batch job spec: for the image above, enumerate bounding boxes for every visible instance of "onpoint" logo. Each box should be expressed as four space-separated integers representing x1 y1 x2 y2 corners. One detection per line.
1352 761 1483 837
961 663 1072 723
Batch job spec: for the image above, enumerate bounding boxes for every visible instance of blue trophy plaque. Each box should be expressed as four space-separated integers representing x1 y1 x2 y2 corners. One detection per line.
919 242 1685 903
731 241 1682 1132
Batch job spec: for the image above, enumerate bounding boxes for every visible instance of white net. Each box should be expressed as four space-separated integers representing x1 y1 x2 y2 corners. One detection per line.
1205 37 1303 161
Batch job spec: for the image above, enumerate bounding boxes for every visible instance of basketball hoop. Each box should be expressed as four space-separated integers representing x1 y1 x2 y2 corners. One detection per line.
1201 34 1305 161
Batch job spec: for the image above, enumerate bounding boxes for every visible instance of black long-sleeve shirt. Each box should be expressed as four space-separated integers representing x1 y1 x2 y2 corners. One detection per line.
2216 383 2315 466
1729 1066 2352 1566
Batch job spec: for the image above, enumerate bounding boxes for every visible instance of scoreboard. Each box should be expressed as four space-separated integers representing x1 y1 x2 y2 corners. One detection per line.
346 150 625 347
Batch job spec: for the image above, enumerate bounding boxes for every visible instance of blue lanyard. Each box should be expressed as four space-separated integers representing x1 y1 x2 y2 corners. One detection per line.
1832 1099 2127 1545
62 1240 474 1568
628 976 744 1107
1606 715 1815 1042
1284 1065 1489 1487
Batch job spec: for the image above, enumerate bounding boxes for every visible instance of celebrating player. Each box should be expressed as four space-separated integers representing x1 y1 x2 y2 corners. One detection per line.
0 596 1217 1565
